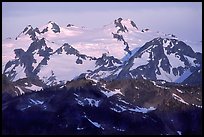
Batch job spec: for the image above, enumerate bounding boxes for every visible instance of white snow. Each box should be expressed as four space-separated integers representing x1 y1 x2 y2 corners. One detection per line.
163 39 171 47
32 51 44 69
38 52 95 84
75 98 85 106
45 40 62 52
172 93 189 105
191 103 202 108
93 70 115 79
3 19 201 85
21 105 31 111
164 51 185 68
177 131 182 135
84 98 100 107
130 52 149 71
115 103 128 112
110 107 123 113
196 98 201 101
155 85 169 89
160 81 166 84
15 86 24 95
42 105 47 110
86 77 98 83
25 84 42 91
100 86 123 98
156 59 180 82
111 102 156 114
155 46 194 83
118 99 130 105
59 85 64 88
121 47 140 62
73 93 79 97
184 55 196 66
141 75 147 80
128 106 156 113
77 127 84 130
4 63 15 73
151 81 169 89
29 98 44 105
135 86 139 89
2 35 32 71
100 90 116 98
85 116 103 129
176 89 184 94
12 65 27 81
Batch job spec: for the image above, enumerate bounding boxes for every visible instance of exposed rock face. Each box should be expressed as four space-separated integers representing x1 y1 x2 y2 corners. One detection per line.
114 37 201 84
3 19 202 90
49 22 60 33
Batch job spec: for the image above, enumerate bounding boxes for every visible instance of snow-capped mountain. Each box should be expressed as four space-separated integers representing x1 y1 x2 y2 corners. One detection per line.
2 18 202 135
104 37 202 82
2 18 202 94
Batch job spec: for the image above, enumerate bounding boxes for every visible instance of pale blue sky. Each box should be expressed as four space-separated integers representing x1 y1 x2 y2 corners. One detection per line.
2 2 202 42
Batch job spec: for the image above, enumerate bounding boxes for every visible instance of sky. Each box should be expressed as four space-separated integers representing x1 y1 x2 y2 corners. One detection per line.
2 2 202 42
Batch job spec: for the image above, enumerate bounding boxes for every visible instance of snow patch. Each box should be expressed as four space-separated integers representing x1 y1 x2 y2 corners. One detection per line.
75 98 85 106
196 98 201 101
25 84 42 91
100 84 123 97
12 65 26 81
135 86 139 89
176 89 184 94
151 81 169 89
172 93 189 105
130 52 149 71
85 116 104 129
77 127 84 130
177 131 182 135
84 98 100 107
74 93 79 97
118 99 130 105
191 103 202 108
110 107 123 113
163 39 171 47
15 86 24 95
29 98 44 105
128 106 156 113
21 105 31 111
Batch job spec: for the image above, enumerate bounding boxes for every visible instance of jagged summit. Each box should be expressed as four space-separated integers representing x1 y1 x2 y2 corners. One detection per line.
3 18 202 93
114 17 138 33
22 25 33 34
41 21 60 33
15 25 40 40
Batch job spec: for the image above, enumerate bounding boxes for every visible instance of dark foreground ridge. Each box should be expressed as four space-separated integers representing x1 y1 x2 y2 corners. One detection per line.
2 78 202 135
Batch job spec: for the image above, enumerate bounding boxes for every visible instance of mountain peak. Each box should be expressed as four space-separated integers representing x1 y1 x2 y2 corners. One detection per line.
41 21 60 33
22 25 33 34
47 20 55 24
114 18 138 33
